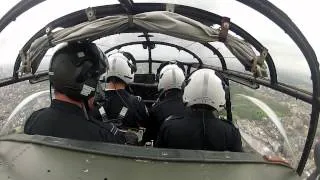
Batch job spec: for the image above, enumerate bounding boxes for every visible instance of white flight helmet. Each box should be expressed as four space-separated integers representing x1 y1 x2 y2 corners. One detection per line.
158 64 185 91
103 52 135 84
183 69 226 111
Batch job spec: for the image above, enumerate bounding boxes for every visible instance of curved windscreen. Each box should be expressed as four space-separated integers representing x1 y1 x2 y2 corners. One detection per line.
0 0 118 74
230 82 312 176
0 0 317 93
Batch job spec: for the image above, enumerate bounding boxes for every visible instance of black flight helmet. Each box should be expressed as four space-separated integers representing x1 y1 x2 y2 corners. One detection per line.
49 42 107 101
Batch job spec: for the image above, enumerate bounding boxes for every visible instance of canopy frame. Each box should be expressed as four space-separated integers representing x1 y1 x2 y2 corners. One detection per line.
104 40 203 65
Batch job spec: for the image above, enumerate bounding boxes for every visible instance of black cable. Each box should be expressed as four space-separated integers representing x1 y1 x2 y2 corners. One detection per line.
49 82 52 103
202 111 210 150
202 111 206 137
153 89 165 106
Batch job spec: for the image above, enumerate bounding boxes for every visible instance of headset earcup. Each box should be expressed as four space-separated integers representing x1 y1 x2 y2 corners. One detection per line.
48 42 106 101
122 51 137 73
76 61 93 82
79 61 99 99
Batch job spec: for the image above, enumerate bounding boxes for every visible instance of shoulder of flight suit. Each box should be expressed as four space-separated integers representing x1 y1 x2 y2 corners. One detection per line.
218 118 243 152
156 115 185 147
24 108 55 135
230 125 243 152
127 94 149 126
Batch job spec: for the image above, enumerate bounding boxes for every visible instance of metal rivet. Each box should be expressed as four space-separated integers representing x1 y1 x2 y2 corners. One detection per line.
45 27 51 33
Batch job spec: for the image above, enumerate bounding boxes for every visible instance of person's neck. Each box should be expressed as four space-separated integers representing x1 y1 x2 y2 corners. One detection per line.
54 92 82 108
106 82 126 90
164 89 181 97
191 105 219 117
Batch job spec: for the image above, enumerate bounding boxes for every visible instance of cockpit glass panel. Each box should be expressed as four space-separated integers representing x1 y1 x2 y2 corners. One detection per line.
0 82 50 136
134 0 316 93
0 0 20 18
230 82 311 172
0 0 315 92
97 33 203 64
0 0 119 76
151 45 197 63
105 44 149 61
95 33 146 52
208 42 246 72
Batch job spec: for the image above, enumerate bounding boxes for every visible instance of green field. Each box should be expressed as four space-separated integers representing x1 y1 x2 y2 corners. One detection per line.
229 83 290 120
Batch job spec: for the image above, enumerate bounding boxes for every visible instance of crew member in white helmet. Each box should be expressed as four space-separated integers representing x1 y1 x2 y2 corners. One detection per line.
93 52 149 132
156 68 242 151
145 63 186 141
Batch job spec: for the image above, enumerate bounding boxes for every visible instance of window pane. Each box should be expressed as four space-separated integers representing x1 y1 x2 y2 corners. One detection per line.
0 0 118 75
230 82 311 169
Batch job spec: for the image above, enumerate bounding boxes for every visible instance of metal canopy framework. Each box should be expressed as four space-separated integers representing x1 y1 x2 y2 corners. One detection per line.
104 41 204 64
119 0 135 14
0 0 318 176
104 39 228 71
3 3 273 80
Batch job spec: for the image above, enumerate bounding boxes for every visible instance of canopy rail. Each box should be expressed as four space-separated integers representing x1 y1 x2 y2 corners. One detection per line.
202 65 313 104
0 66 312 105
0 71 48 88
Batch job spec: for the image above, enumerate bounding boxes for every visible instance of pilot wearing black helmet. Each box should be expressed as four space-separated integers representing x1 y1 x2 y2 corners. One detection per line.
156 68 242 151
92 51 149 142
24 42 137 144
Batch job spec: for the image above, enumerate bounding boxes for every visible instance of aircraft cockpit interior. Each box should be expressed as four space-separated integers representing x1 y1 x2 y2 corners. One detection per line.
0 1 319 180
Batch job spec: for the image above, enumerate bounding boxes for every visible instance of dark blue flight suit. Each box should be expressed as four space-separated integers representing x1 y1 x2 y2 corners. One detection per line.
156 107 243 152
145 89 185 141
24 99 126 143
93 89 149 130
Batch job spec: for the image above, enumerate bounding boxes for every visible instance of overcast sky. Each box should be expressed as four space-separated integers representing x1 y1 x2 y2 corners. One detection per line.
0 0 319 80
